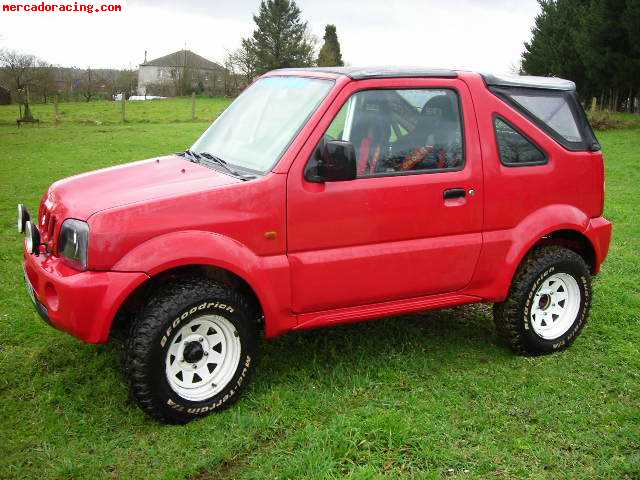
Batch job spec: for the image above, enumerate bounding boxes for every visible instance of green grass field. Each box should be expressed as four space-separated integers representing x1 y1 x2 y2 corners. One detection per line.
0 100 638 479
0 97 231 126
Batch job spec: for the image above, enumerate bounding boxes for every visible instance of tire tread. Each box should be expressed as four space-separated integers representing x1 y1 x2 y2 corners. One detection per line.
493 245 591 355
123 276 252 423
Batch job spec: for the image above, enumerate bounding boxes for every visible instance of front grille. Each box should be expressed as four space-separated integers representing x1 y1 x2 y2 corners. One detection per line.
38 204 57 251
40 208 49 238
48 215 57 240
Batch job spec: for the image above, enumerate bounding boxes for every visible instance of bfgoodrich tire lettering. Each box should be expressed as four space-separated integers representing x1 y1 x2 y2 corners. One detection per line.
493 246 591 355
124 277 258 424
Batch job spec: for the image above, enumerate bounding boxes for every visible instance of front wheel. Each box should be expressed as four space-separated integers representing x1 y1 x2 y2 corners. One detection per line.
493 246 591 355
124 277 258 423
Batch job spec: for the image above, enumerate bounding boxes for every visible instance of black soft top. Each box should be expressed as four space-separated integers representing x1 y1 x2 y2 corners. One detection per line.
482 73 576 91
271 67 576 91
272 66 458 80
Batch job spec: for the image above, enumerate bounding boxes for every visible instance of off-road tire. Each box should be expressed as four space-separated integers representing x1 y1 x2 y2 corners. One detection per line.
493 246 591 355
124 276 258 424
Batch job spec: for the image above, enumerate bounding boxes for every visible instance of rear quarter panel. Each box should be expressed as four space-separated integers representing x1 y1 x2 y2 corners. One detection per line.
459 73 602 300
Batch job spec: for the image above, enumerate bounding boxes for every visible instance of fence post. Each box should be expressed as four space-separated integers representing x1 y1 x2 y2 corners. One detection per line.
121 93 126 122
54 95 60 124
191 92 196 120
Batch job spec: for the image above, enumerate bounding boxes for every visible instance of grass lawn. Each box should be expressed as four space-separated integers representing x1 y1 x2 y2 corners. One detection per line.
0 97 232 126
0 104 638 479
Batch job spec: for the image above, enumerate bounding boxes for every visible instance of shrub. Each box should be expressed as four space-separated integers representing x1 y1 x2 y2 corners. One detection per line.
587 110 623 130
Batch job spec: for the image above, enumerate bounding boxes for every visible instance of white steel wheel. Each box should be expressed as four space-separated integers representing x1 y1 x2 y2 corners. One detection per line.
165 314 241 401
530 272 581 340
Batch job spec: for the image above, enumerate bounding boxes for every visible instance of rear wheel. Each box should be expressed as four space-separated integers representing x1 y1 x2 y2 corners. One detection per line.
124 277 258 423
493 246 591 355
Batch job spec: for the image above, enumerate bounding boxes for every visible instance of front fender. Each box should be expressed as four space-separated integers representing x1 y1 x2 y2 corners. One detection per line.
112 230 293 337
467 205 592 301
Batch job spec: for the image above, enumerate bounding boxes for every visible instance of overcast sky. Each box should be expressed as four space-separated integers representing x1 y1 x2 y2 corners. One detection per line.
0 0 540 72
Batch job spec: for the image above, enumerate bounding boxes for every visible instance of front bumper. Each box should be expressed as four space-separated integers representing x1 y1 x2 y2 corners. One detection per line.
23 251 149 343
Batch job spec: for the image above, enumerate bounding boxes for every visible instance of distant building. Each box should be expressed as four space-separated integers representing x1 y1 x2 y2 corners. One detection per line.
137 49 226 96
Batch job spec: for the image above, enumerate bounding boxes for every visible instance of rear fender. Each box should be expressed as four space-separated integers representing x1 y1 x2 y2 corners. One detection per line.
112 230 293 337
467 205 592 301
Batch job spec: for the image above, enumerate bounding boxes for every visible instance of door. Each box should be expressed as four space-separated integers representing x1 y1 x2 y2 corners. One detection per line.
286 78 483 314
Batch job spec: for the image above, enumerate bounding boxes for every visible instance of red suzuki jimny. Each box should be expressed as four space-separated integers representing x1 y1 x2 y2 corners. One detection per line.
18 67 612 423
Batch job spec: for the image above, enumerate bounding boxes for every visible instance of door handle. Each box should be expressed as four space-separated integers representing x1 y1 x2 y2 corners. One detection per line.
443 188 466 200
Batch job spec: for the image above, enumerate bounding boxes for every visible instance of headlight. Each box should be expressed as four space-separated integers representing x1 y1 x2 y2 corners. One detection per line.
58 219 89 270
25 220 40 254
17 204 30 233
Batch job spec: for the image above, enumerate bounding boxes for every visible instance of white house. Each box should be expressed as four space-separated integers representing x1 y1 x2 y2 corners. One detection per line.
137 49 225 96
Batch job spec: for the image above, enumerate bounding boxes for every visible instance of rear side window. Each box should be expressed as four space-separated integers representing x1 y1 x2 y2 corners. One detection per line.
494 117 546 166
490 86 600 152
509 92 581 142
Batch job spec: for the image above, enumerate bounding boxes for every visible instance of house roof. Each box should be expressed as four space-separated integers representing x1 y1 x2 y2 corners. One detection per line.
141 50 223 71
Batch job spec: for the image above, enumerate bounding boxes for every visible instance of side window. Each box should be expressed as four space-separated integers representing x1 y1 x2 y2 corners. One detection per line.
315 88 465 178
494 117 546 166
509 92 581 142
490 86 596 151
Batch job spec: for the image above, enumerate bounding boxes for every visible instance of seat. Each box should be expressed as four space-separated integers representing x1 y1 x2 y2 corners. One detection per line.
391 94 461 170
420 94 459 147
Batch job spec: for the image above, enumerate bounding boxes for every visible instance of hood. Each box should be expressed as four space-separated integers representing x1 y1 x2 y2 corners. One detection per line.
43 154 241 221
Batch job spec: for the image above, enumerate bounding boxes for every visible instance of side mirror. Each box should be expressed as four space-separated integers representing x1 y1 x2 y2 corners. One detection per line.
305 139 357 182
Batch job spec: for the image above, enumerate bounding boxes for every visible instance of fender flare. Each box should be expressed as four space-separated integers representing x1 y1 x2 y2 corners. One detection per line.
505 204 591 267
112 230 292 337
468 205 594 300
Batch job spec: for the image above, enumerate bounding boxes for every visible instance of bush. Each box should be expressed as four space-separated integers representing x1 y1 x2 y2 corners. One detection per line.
587 110 623 130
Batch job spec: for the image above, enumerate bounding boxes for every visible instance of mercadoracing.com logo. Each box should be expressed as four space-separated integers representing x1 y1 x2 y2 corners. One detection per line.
2 0 122 14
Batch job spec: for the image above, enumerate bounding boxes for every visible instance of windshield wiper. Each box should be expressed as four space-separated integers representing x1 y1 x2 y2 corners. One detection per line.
198 152 256 181
181 149 202 163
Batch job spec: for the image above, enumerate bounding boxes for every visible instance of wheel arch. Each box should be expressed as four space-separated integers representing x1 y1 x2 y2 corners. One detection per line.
503 228 597 295
496 227 597 301
110 263 264 341
467 205 597 302
537 229 596 273
107 230 293 341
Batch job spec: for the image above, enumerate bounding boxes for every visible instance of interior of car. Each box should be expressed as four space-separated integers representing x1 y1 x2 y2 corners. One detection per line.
327 89 464 176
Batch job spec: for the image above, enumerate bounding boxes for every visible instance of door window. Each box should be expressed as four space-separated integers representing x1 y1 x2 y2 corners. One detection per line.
318 89 464 177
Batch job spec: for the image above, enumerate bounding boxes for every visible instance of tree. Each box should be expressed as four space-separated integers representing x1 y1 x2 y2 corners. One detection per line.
0 49 37 98
521 0 586 92
116 70 138 98
101 69 137 99
576 0 638 110
242 0 315 76
317 24 344 67
170 66 192 96
521 0 640 112
33 60 57 103
0 49 38 117
225 45 257 87
79 67 97 101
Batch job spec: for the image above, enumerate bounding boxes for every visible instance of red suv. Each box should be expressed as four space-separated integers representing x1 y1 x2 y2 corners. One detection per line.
18 67 612 423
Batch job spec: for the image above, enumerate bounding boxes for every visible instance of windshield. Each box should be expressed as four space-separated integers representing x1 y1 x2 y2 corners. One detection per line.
191 76 334 174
